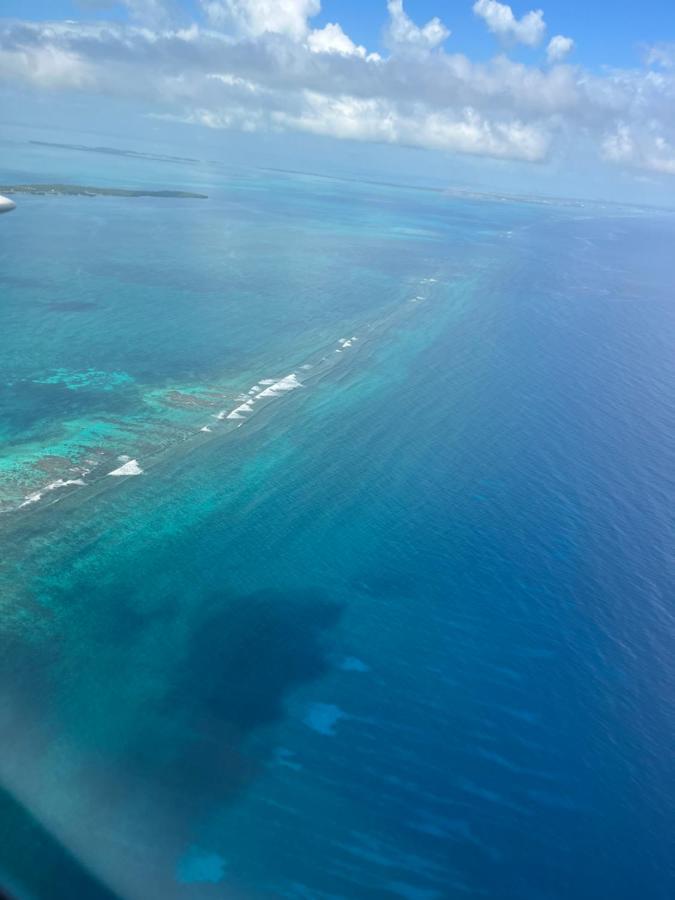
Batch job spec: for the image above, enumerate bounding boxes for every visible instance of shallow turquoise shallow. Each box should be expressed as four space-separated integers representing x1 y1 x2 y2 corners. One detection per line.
1 139 674 899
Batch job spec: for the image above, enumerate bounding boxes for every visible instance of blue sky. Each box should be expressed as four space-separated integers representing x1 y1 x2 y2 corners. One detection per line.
316 0 674 69
2 1 675 204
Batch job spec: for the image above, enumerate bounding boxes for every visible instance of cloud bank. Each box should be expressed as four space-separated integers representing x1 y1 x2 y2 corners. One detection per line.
1 0 674 177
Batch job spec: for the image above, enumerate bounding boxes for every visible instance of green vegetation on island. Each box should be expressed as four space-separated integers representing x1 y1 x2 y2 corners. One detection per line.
0 184 208 199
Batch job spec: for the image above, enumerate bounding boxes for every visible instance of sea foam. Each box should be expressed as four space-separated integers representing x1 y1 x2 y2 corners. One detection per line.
225 404 251 419
19 478 86 508
107 459 143 476
257 373 302 397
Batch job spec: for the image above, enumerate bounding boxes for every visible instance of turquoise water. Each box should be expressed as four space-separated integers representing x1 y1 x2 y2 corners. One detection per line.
1 139 674 899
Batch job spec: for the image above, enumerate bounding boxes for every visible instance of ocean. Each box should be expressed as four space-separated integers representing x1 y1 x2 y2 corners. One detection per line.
0 136 674 900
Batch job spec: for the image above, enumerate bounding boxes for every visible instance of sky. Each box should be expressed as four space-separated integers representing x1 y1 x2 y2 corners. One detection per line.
2 1 675 205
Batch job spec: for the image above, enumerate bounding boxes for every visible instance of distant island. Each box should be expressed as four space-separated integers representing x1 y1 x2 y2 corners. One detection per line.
0 184 208 199
30 140 199 165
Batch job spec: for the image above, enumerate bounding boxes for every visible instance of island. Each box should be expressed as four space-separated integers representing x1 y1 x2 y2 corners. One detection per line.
0 184 208 199
30 140 200 165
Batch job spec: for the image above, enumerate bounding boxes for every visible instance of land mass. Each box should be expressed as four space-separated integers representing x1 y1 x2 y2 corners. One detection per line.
30 140 199 165
0 184 207 199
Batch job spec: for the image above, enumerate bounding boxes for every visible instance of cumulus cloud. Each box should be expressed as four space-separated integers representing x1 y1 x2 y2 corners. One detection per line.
201 0 320 39
384 0 450 52
472 0 546 48
308 23 372 59
546 34 573 63
1 2 675 178
602 123 675 176
0 37 94 89
274 92 547 159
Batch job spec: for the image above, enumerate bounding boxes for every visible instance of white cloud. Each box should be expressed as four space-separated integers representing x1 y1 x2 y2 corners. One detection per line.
602 123 675 175
473 0 546 48
385 0 450 52
275 91 548 160
546 34 573 63
602 123 634 162
0 42 93 89
307 23 370 59
201 0 320 39
651 141 675 175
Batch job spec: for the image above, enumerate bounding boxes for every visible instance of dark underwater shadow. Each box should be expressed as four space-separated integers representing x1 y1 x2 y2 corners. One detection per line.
137 587 343 802
172 587 342 730
0 584 343 897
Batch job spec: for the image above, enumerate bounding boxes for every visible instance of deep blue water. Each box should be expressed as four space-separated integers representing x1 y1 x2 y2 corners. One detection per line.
0 138 674 899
